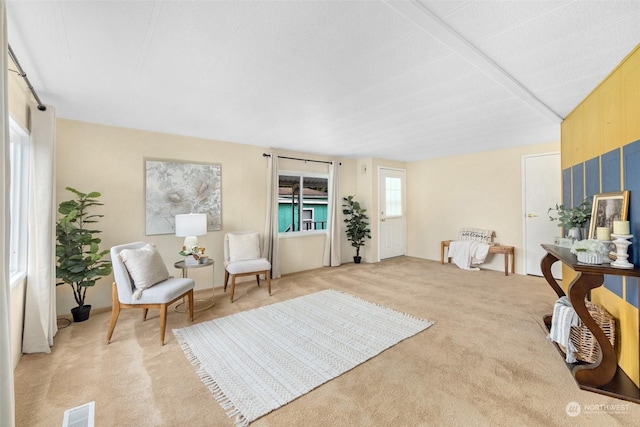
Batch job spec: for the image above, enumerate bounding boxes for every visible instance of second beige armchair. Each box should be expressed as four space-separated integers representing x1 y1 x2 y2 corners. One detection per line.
223 231 271 302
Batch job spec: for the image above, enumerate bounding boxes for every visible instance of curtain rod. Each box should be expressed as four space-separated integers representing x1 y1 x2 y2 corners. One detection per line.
263 153 339 165
8 44 47 111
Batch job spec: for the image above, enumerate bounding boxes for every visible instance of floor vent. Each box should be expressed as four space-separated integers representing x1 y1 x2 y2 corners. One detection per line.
62 401 95 427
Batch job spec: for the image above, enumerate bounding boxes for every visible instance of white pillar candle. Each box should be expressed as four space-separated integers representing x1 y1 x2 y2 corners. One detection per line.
613 220 630 235
597 227 611 241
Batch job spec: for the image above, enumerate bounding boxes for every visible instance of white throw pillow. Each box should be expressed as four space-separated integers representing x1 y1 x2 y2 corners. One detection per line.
118 243 170 299
228 233 261 262
458 228 494 244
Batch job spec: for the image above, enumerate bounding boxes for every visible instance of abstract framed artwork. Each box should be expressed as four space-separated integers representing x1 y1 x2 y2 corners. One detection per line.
588 191 629 240
145 158 221 235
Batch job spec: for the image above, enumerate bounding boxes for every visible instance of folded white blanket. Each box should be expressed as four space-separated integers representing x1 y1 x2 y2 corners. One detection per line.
448 240 490 271
547 296 580 363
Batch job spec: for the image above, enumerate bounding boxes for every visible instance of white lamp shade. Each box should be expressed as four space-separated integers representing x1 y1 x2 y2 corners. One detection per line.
175 213 207 238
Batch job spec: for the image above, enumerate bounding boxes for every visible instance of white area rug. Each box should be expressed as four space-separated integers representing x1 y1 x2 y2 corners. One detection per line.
173 289 433 426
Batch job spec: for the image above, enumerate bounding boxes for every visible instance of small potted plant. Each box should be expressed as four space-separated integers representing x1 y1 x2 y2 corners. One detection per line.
179 245 205 266
342 195 371 263
548 198 592 240
56 187 112 322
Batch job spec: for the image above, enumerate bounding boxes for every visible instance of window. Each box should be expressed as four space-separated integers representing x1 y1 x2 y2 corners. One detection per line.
9 117 29 286
278 172 328 234
385 176 402 217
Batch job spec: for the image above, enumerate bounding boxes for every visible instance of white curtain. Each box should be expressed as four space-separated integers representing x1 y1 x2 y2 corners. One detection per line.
323 161 341 267
0 1 16 424
263 154 281 279
22 104 56 353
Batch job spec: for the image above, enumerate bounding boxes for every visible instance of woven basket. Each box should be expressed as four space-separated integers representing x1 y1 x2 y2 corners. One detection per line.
560 301 616 363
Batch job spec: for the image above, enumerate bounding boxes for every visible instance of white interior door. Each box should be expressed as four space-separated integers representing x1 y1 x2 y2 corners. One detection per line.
523 153 562 278
379 168 406 259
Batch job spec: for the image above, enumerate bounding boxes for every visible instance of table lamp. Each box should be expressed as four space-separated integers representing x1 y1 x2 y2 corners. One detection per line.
175 213 207 249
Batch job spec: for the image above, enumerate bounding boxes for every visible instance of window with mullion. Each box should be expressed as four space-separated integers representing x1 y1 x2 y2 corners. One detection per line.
9 118 29 286
278 172 328 234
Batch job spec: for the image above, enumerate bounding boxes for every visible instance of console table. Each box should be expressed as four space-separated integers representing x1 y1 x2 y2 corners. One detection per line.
441 240 514 276
540 244 640 402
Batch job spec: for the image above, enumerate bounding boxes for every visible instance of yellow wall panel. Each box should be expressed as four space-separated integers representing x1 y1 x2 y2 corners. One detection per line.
622 46 640 143
560 120 574 169
561 266 578 294
584 89 603 159
601 72 623 151
571 108 587 164
592 286 640 386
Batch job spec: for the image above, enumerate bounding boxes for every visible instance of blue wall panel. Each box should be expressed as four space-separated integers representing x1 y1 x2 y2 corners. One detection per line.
627 277 639 308
585 157 600 199
601 149 621 193
572 163 584 207
603 275 623 299
623 140 640 266
562 168 571 206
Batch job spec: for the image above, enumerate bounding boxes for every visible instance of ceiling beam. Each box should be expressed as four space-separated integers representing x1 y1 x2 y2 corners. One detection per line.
384 0 563 123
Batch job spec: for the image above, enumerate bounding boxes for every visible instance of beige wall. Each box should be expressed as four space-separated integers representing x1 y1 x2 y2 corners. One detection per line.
54 120 358 314
406 142 560 274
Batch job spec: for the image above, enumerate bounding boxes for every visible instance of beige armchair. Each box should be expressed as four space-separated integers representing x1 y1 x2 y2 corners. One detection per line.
108 242 194 345
223 231 271 302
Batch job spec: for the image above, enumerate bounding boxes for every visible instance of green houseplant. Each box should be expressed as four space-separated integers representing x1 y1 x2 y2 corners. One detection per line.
548 197 592 239
342 195 371 263
56 187 112 322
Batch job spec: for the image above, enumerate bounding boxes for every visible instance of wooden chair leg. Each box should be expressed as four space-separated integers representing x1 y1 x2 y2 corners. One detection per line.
143 308 149 321
160 304 168 345
224 270 229 292
255 274 261 287
188 289 194 321
266 270 271 296
230 275 236 303
106 283 121 344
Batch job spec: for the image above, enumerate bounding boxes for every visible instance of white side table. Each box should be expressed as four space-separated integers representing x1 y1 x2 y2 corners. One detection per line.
174 259 215 312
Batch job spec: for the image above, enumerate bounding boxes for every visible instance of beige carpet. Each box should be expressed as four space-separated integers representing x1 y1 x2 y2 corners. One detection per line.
14 257 640 426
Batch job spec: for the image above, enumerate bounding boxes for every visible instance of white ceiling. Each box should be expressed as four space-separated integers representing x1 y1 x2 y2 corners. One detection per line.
6 0 640 162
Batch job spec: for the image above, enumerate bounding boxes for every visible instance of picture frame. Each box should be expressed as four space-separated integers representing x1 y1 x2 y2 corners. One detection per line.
145 158 222 235
588 191 629 240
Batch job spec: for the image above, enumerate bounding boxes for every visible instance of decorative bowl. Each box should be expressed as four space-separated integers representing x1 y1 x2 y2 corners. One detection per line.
576 251 603 265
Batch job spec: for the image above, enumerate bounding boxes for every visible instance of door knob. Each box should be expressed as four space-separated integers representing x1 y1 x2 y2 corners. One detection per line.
527 213 539 218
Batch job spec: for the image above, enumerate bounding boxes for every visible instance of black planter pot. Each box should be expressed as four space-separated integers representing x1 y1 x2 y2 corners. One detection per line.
353 256 362 264
71 305 91 322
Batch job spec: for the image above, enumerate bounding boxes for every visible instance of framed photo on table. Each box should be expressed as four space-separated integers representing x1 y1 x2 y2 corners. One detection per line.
588 191 629 240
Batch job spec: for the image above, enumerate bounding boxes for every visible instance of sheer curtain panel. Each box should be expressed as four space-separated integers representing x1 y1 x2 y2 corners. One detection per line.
323 162 341 267
22 104 56 353
1 1 17 424
263 154 281 279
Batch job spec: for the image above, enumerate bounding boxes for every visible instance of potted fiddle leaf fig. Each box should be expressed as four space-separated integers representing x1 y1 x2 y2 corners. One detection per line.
342 195 371 263
56 187 112 322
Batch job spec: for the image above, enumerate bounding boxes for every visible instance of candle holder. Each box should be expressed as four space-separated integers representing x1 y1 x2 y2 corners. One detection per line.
610 234 634 269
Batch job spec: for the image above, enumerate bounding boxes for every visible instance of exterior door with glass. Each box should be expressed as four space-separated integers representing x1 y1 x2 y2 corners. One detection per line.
379 167 406 260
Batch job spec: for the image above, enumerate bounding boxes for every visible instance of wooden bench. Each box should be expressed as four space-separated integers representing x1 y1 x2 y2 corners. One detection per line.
440 240 515 276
